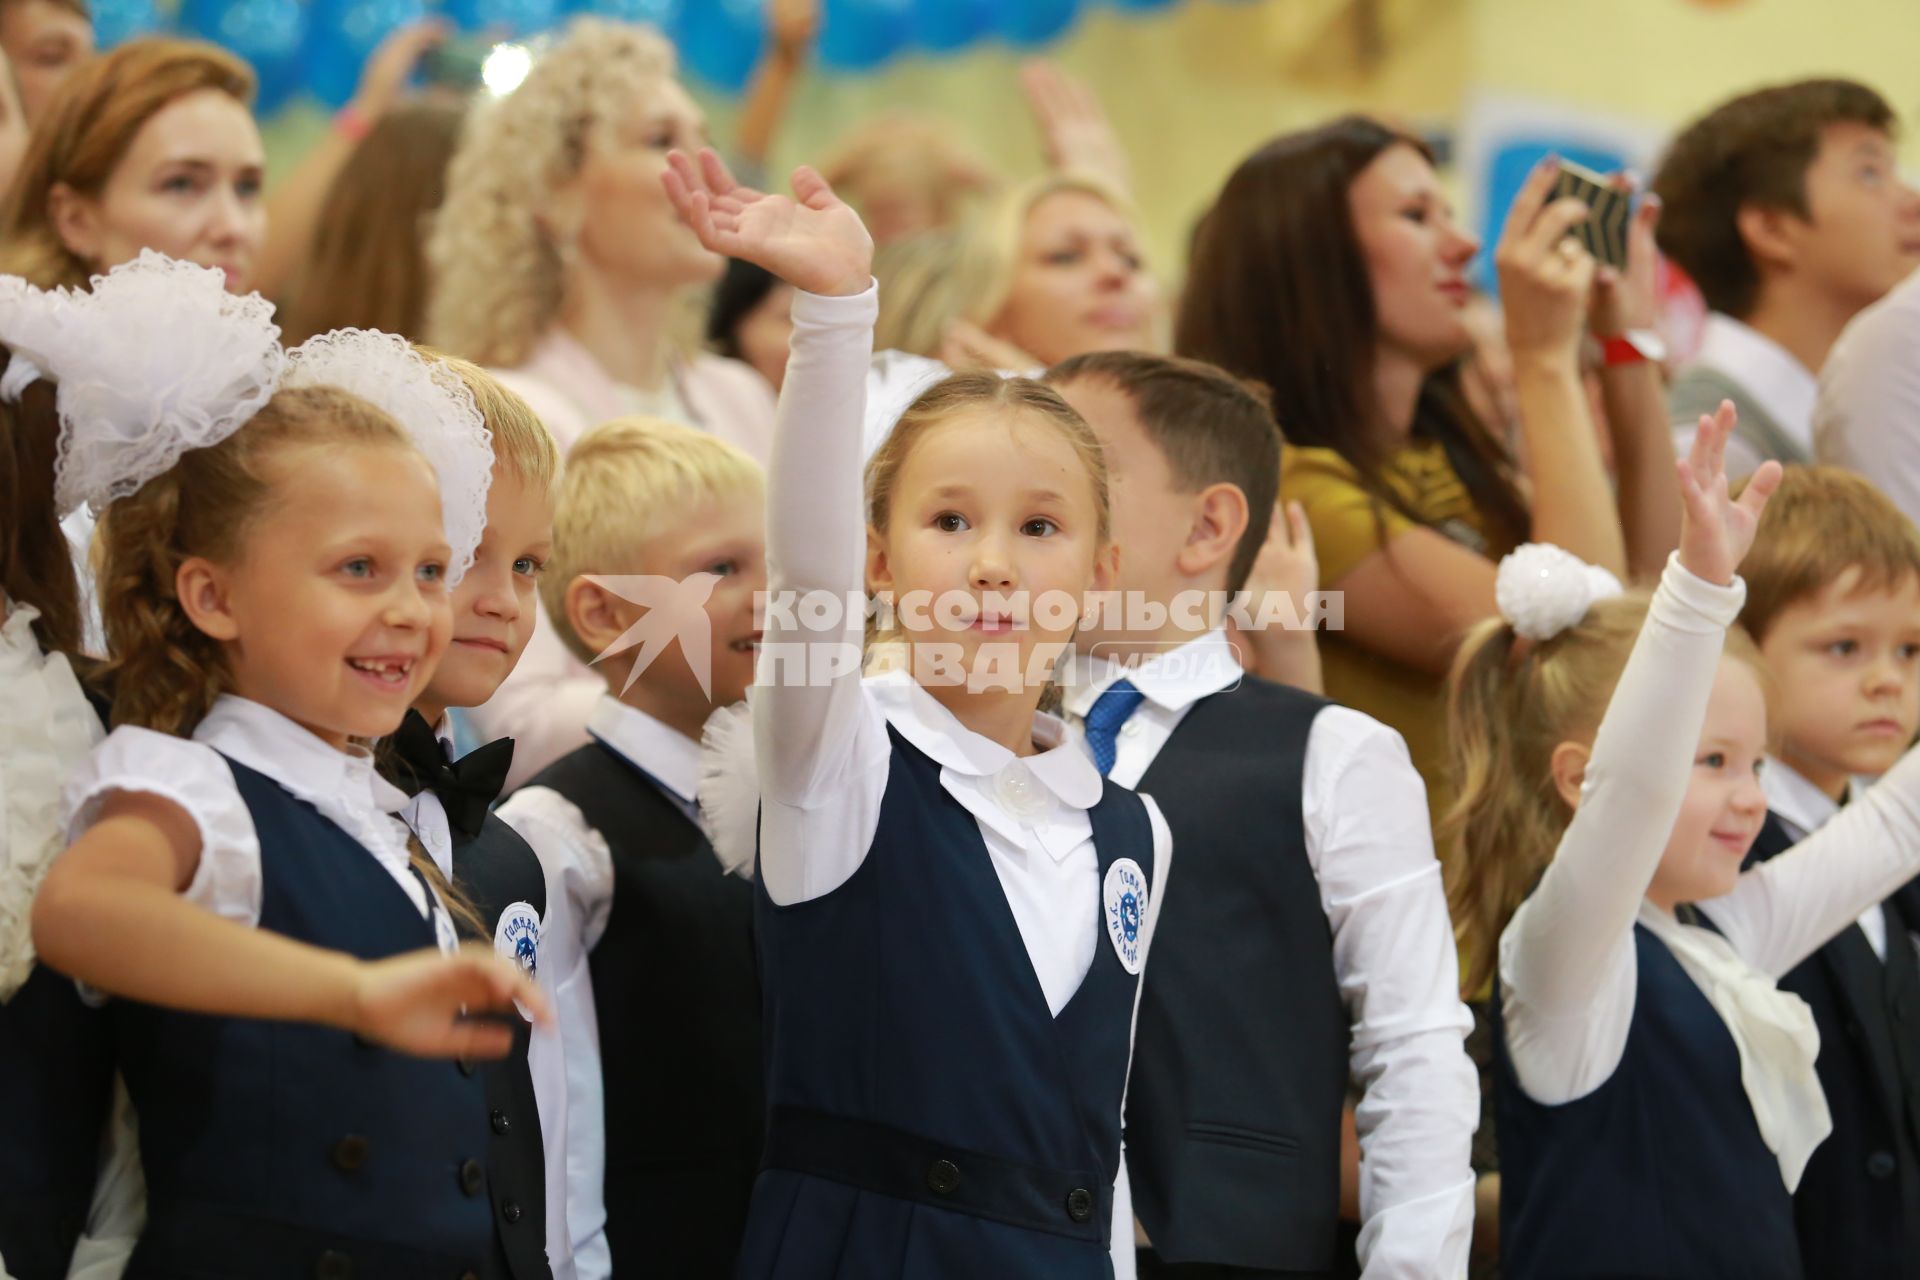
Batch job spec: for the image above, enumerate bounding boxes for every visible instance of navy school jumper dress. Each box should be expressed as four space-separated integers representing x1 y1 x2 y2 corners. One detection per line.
738 725 1156 1280
115 755 495 1280
1493 922 1803 1280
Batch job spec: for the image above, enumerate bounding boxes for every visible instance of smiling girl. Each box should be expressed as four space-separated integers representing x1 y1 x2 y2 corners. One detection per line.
22 257 542 1277
664 148 1171 1279
1447 405 1920 1278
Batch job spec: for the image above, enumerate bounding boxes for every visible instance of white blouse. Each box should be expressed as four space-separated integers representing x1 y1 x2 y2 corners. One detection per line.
62 694 457 954
1502 555 1920 1108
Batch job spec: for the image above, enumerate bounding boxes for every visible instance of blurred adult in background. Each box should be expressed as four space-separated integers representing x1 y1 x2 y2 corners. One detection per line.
0 37 262 290
706 257 792 393
277 97 465 345
1655 79 1920 475
428 16 777 785
0 49 29 194
818 111 1000 246
1178 115 1678 817
874 172 1159 370
1815 267 1920 522
0 0 88 123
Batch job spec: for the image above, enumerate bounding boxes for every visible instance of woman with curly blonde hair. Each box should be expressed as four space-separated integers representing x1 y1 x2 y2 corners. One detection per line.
430 17 776 780
426 18 774 463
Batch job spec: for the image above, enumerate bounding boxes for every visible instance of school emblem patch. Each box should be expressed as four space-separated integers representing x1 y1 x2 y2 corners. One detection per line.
1103 858 1148 975
495 902 541 978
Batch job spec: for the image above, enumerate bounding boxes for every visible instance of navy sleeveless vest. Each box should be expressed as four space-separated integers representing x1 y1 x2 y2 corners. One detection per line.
117 755 494 1280
1128 678 1345 1274
448 813 552 1280
0 963 114 1279
524 738 763 1277
737 726 1155 1280
1493 923 1802 1279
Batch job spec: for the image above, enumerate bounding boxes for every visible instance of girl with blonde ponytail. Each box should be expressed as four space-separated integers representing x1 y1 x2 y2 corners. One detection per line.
1445 403 1920 1279
12 254 546 1277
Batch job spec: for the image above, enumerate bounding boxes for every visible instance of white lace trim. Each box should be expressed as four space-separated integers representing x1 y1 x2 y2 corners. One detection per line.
0 251 286 517
0 603 103 1000
698 698 760 879
283 330 495 583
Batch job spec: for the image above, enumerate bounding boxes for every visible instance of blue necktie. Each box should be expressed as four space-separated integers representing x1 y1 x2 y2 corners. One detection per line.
1083 679 1146 778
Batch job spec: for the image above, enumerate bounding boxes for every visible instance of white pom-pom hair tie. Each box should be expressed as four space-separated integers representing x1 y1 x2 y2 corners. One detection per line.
1494 542 1625 642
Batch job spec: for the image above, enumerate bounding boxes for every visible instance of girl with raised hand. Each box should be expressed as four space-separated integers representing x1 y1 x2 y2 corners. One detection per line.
663 148 1171 1280
17 253 545 1278
1448 404 1920 1278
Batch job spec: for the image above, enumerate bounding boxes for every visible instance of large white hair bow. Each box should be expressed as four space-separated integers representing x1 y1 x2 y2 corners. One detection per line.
1494 542 1625 641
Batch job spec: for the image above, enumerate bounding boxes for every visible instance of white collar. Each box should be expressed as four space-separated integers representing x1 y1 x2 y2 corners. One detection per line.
587 694 701 804
1691 314 1818 448
194 694 410 819
1060 626 1241 720
866 668 1102 812
1761 757 1840 841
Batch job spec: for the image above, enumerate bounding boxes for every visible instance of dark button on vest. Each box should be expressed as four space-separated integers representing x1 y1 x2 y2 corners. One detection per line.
459 1159 484 1197
1065 1188 1094 1223
314 1249 353 1280
928 1160 960 1194
331 1135 369 1173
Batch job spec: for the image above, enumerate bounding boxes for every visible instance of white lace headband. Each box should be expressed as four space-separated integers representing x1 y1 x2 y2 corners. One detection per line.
0 252 494 583
1495 542 1626 641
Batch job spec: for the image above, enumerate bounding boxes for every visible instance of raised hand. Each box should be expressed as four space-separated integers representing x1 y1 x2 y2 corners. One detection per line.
662 148 872 298
1020 60 1131 195
1495 158 1597 364
347 944 551 1060
1676 400 1781 587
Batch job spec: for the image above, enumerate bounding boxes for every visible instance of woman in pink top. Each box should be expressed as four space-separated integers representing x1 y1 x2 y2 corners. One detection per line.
427 17 776 783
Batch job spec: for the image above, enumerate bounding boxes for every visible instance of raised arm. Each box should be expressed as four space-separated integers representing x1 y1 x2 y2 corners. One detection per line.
1502 406 1779 1104
662 150 879 902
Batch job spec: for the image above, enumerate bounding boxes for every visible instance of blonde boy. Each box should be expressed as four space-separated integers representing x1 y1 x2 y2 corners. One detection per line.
1737 464 1920 1280
497 419 766 1280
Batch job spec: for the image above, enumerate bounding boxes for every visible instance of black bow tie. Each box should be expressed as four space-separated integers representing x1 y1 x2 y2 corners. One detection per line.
387 710 514 840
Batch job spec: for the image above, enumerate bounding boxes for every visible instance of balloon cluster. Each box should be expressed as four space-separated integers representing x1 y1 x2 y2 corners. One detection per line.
104 0 1194 113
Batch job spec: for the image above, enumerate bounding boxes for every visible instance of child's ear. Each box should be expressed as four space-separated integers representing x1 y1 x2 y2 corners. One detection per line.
1175 482 1251 581
175 557 240 642
1549 741 1592 811
1091 538 1121 598
565 576 629 658
1735 201 1803 274
865 525 892 597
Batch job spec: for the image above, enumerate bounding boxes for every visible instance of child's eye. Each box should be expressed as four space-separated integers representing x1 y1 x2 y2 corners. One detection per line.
1900 643 1920 661
235 175 262 200
934 513 970 533
1698 752 1727 769
1828 639 1859 657
341 557 374 579
1022 517 1059 537
708 559 737 577
161 174 198 195
1401 204 1430 224
417 562 446 586
513 556 545 578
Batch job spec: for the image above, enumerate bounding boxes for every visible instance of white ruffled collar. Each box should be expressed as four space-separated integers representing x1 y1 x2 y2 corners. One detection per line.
195 695 411 826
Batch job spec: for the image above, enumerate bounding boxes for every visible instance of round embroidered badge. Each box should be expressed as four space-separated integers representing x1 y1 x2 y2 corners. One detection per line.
495 902 541 977
1103 858 1148 974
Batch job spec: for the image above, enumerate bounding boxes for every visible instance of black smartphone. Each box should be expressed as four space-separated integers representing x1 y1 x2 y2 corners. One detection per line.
419 34 497 91
1548 160 1631 270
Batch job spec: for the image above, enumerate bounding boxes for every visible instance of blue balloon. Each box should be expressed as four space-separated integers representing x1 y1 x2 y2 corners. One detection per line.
304 0 424 109
569 0 678 27
912 0 992 51
444 0 561 37
91 0 161 48
671 0 763 94
992 0 1079 47
819 0 910 70
179 0 308 113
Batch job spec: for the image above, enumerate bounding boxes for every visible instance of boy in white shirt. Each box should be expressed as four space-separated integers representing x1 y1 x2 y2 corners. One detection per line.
497 418 766 1280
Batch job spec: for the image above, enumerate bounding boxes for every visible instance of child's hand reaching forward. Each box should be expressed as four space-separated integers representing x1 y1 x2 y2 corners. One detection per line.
347 943 551 1060
1676 399 1781 587
662 147 873 299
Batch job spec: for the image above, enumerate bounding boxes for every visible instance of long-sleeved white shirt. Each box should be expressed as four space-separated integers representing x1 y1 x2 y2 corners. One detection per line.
1502 555 1920 1109
1063 631 1477 1279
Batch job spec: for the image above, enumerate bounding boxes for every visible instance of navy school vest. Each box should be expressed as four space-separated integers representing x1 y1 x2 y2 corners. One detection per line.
448 813 553 1280
115 754 494 1280
738 725 1156 1280
1492 923 1802 1280
522 738 763 1276
0 963 115 1280
1747 812 1920 1280
1128 677 1346 1274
